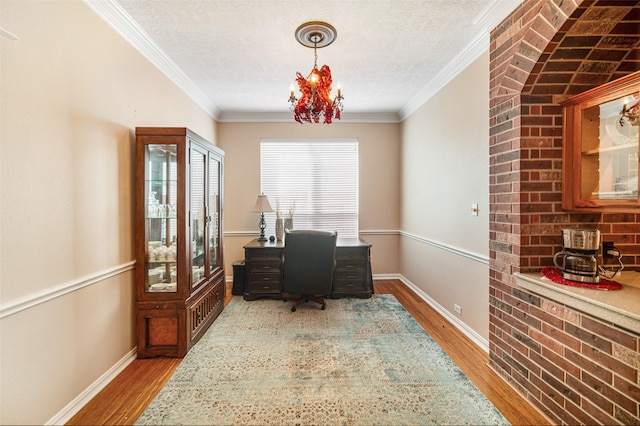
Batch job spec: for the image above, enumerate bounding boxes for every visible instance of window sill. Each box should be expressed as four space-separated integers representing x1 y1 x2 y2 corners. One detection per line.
514 271 640 334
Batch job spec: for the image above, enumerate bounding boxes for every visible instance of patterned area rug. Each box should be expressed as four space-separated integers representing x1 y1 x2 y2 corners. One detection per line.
136 295 508 425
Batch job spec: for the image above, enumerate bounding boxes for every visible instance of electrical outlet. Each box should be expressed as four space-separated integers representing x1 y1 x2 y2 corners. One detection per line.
603 241 615 259
454 304 462 315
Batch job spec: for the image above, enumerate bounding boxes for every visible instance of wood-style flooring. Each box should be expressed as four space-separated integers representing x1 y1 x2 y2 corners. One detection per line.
67 279 549 425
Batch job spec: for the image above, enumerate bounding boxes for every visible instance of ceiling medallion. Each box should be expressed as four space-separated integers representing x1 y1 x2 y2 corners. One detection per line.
288 21 344 124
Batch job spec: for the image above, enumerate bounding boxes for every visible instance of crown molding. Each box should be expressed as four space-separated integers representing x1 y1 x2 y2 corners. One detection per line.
0 27 20 41
83 0 221 120
398 30 489 121
473 0 521 29
398 0 520 121
84 0 518 125
218 111 401 123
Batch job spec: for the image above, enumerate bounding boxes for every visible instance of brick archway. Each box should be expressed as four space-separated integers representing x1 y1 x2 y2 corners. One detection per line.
488 1 640 423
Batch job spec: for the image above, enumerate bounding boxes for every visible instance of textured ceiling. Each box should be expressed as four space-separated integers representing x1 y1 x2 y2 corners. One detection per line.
103 0 520 121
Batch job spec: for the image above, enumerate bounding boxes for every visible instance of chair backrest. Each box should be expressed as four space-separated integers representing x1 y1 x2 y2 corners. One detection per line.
283 230 337 295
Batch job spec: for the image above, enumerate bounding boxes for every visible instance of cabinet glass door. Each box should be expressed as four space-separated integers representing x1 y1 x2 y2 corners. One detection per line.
208 155 222 274
561 72 640 211
190 146 206 288
145 144 178 292
581 93 639 200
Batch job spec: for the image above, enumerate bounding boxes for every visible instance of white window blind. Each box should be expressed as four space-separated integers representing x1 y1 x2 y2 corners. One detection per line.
260 139 359 239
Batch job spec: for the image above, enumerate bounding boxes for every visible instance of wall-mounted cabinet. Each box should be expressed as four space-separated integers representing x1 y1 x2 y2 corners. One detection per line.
135 127 225 358
561 72 640 212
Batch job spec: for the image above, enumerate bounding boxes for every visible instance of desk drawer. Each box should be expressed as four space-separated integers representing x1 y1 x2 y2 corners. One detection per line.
335 266 367 281
246 272 281 293
246 248 282 262
247 260 281 274
336 247 369 261
333 278 369 292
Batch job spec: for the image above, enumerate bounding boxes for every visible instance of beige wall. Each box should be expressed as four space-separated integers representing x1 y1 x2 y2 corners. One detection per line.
400 51 490 342
218 122 401 276
0 1 216 424
1 0 491 423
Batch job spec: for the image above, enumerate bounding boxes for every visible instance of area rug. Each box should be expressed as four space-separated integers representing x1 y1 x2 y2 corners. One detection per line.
136 295 508 425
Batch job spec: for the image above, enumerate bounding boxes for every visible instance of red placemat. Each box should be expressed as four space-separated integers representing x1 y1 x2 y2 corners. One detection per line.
540 267 622 291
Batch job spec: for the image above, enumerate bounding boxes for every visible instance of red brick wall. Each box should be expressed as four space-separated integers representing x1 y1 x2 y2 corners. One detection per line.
489 0 640 423
490 288 640 424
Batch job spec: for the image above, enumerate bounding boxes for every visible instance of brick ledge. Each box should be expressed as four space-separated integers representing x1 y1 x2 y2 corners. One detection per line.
515 271 640 334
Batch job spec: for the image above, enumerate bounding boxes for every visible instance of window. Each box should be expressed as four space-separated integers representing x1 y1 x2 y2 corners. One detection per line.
260 139 359 239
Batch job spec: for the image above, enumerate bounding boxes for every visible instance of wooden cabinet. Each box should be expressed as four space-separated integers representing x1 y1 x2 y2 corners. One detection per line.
561 72 640 212
242 238 372 300
135 127 225 358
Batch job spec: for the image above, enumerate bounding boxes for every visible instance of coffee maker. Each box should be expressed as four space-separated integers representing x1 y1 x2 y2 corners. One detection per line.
553 228 624 283
553 228 601 283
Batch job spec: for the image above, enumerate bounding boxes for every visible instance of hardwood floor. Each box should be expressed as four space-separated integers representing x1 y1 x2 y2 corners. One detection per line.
67 279 549 425
375 280 549 425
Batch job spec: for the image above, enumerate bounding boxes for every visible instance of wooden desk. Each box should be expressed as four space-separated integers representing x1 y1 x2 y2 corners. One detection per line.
243 238 373 300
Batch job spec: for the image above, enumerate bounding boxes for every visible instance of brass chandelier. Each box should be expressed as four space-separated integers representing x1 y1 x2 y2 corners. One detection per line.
288 21 344 124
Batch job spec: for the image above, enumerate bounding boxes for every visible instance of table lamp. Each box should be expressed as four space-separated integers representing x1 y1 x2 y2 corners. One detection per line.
252 194 273 242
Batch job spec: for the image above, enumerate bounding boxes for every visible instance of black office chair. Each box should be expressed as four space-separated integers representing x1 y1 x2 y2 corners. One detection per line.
282 229 337 312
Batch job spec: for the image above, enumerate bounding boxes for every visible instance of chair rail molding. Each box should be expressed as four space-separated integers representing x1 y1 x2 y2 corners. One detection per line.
224 230 487 265
0 260 136 319
224 229 401 238
400 231 489 264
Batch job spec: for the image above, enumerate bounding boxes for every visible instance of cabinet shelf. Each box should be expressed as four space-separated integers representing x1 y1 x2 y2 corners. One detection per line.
582 142 637 156
146 179 178 183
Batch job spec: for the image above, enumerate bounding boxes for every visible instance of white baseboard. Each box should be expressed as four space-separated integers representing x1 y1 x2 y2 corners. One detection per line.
46 348 137 425
393 273 489 352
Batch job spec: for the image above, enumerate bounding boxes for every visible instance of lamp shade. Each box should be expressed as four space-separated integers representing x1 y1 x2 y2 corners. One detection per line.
252 194 273 213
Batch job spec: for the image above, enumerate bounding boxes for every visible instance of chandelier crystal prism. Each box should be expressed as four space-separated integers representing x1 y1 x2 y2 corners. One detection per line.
288 21 344 124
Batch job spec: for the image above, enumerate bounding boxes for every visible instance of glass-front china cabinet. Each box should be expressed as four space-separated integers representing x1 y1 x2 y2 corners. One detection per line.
135 127 224 358
561 71 640 211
